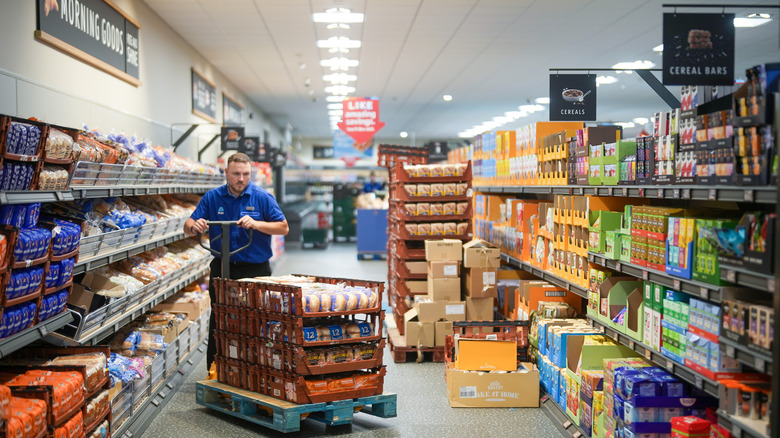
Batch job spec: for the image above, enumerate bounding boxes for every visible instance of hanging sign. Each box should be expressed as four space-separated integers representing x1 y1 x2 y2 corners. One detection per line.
221 127 244 151
549 74 597 121
662 13 735 85
238 136 259 158
337 97 385 144
426 141 450 162
35 0 141 86
333 129 372 159
223 93 243 125
192 68 217 123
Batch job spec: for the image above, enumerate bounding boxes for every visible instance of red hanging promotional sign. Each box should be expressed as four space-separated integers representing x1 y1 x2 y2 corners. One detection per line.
337 97 385 144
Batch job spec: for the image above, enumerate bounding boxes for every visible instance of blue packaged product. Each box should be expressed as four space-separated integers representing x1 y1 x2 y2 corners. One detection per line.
624 373 660 398
10 308 21 334
0 205 15 226
20 304 31 326
46 263 60 289
14 271 30 300
29 230 42 260
357 322 372 337
6 272 19 300
58 258 74 286
26 204 40 228
14 231 29 261
624 401 658 425
57 290 68 309
13 205 27 229
302 326 317 342
615 368 645 398
614 394 626 421
652 374 686 397
37 228 51 258
327 324 344 340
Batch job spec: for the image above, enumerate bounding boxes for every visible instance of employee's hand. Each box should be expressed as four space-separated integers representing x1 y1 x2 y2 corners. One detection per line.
237 215 260 231
191 218 208 235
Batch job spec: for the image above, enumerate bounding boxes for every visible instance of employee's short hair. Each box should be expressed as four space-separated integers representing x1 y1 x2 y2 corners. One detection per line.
228 153 252 165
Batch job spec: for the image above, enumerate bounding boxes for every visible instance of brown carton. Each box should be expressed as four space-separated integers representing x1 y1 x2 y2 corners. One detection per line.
404 308 434 347
463 239 501 268
153 293 211 321
425 239 463 261
428 278 461 302
435 320 454 346
443 301 466 321
446 363 540 407
463 267 497 298
466 297 494 321
427 261 461 278
414 301 447 322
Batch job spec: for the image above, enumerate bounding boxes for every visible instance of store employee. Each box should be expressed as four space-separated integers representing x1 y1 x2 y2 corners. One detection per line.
363 171 384 193
184 152 288 374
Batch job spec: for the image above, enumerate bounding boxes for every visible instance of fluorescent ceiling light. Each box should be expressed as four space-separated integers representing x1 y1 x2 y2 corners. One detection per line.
535 97 550 104
505 111 523 120
317 36 361 49
329 47 350 54
313 8 364 23
320 57 359 71
734 16 772 27
325 85 355 94
442 95 453 102
653 44 664 52
328 110 343 116
400 132 408 138
493 116 511 125
616 122 635 128
633 117 649 124
597 75 618 85
612 60 655 71
323 73 357 84
458 132 472 138
327 23 350 29
327 103 343 110
519 104 545 113
326 95 346 102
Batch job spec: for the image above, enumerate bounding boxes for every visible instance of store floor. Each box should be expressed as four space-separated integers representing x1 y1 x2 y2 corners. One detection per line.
144 243 563 438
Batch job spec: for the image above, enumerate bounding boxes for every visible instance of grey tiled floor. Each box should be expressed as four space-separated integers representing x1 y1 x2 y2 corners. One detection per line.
143 243 562 437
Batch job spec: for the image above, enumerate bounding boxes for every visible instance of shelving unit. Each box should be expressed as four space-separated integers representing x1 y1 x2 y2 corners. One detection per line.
74 229 188 276
0 184 220 205
0 312 73 359
501 253 588 299
540 390 588 438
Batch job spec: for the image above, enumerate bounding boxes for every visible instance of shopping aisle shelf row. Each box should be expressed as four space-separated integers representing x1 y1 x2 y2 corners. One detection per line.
540 390 588 438
74 230 188 276
0 312 73 359
719 266 776 294
474 185 777 204
587 253 722 303
0 184 218 205
718 337 773 374
500 253 588 299
717 408 771 438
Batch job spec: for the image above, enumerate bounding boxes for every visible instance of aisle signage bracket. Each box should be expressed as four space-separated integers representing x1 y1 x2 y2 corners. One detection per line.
169 123 222 157
549 68 680 109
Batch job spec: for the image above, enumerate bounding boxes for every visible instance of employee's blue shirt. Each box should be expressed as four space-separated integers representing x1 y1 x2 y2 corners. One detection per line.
190 183 285 263
363 181 383 193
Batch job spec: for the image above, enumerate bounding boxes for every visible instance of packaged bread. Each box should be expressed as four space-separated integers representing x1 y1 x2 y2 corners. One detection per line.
416 184 430 197
443 183 456 196
442 164 457 177
365 290 378 308
455 163 467 176
328 376 356 392
430 183 443 197
404 223 418 236
456 202 468 215
456 183 468 196
442 203 456 215
416 203 430 216
306 379 329 394
353 289 370 309
443 222 456 235
405 203 417 216
430 223 444 236
417 223 431 235
303 293 321 313
404 184 417 197
344 292 358 311
456 222 469 235
429 164 444 177
415 165 430 178
88 421 109 438
354 372 381 389
305 349 327 366
353 344 377 361
327 347 354 364
430 203 442 216
48 353 107 392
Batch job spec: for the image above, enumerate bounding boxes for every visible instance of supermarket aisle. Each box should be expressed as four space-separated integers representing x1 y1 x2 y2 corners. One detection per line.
143 243 562 438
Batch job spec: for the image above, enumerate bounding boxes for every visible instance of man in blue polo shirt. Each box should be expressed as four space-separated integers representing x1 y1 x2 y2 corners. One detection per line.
184 152 288 375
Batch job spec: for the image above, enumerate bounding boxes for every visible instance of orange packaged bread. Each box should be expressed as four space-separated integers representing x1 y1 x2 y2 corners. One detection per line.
9 397 46 438
6 416 24 438
327 376 355 392
305 379 328 395
354 372 381 389
0 383 11 420
0 234 7 267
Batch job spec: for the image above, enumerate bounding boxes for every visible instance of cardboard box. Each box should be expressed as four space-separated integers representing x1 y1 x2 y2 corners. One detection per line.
406 280 428 294
428 278 461 302
463 239 501 268
446 363 540 407
405 261 427 275
466 297 494 321
415 301 446 322
435 320 453 346
516 280 582 318
444 301 466 321
69 272 125 314
425 239 463 261
457 338 517 371
138 314 189 344
427 261 461 278
154 293 211 321
404 308 435 347
463 267 497 298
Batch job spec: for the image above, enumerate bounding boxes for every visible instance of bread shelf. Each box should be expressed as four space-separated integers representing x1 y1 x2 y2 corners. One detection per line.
0 311 73 360
65 256 212 345
587 252 722 304
0 184 217 205
73 229 188 277
474 185 777 204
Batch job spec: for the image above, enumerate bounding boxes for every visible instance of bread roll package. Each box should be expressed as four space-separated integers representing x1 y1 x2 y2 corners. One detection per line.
405 223 418 236
429 183 443 197
456 222 469 235
415 165 429 178
442 202 456 215
416 184 430 197
443 183 456 196
443 222 456 235
430 223 444 236
456 183 468 196
416 203 430 216
404 184 417 197
456 202 468 215
455 163 467 176
430 164 444 177
443 164 457 177
417 223 431 236
405 203 417 216
429 203 442 216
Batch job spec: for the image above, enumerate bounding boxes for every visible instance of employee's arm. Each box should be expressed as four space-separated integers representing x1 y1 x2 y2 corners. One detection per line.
237 216 289 235
184 217 208 236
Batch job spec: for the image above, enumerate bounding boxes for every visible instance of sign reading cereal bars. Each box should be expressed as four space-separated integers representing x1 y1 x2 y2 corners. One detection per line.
662 13 735 85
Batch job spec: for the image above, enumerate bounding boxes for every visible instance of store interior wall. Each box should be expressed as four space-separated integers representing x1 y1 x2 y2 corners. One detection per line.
0 0 285 166
292 136 467 168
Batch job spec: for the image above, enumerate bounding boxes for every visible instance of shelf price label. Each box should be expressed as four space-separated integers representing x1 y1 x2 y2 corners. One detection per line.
615 262 622 272
665 359 674 371
725 270 736 283
700 287 709 298
563 421 572 429
732 424 742 437
743 190 754 202
755 357 765 372
767 278 776 292
694 376 703 390
638 188 645 197
672 189 679 199
622 188 628 197
682 189 691 199
673 280 681 290
708 189 717 200
628 340 635 349
642 271 649 281
644 349 653 360
573 432 582 438
657 189 664 199
725 345 735 358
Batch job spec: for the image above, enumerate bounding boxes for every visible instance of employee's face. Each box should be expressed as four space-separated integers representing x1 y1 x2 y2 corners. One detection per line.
226 161 251 194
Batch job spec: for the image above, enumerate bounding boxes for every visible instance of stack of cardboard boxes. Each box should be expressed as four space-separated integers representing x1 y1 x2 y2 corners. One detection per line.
462 239 501 322
404 239 465 348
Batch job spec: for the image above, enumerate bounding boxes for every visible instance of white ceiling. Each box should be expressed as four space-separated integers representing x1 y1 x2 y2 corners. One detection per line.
144 0 780 140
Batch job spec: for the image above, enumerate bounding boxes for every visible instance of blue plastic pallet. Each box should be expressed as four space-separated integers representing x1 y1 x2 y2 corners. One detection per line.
196 380 397 433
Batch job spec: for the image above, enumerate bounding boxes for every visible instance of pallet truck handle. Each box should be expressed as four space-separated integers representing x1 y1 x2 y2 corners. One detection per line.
196 220 254 279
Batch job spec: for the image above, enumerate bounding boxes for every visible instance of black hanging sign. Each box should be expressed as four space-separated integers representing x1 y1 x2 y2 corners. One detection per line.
238 136 259 156
662 13 735 86
223 93 243 125
192 68 217 123
221 126 244 151
549 74 597 121
426 141 450 162
313 145 335 159
35 0 141 86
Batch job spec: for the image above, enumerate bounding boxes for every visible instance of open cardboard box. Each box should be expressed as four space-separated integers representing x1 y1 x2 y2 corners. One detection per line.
68 272 126 316
404 308 435 347
516 280 581 319
446 362 539 408
138 312 190 344
463 239 501 268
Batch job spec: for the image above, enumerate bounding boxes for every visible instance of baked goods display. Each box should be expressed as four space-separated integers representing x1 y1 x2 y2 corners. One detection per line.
243 275 381 315
402 163 468 178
